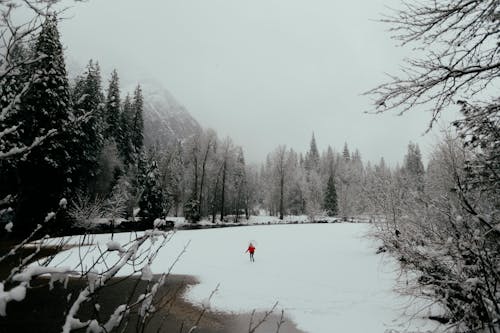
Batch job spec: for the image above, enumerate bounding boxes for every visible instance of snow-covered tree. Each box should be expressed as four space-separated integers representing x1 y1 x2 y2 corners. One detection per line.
305 170 323 220
276 146 289 219
342 142 350 161
402 142 425 191
104 69 121 140
218 137 234 221
232 147 247 222
118 93 134 166
305 133 320 172
453 100 500 194
197 129 217 218
323 174 338 217
130 85 144 156
138 153 166 223
368 0 500 329
71 60 105 195
14 17 76 234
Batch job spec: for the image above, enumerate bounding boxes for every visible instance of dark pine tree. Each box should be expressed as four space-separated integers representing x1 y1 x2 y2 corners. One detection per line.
130 85 144 157
71 60 105 194
0 43 29 204
15 17 75 234
104 69 121 140
324 174 338 216
118 93 134 166
138 157 165 224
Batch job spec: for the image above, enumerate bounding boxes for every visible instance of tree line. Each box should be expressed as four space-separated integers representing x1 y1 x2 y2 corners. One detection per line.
0 16 147 235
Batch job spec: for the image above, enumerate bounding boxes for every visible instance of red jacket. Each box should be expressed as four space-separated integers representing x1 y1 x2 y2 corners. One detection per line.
247 245 255 254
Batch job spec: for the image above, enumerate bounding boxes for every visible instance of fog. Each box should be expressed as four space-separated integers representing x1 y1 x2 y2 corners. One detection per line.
59 0 454 165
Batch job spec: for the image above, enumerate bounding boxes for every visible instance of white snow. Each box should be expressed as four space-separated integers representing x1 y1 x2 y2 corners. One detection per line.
48 224 444 333
153 218 165 228
140 264 153 281
106 240 124 252
4 222 13 232
0 283 27 316
44 211 56 223
12 265 73 284
59 198 68 209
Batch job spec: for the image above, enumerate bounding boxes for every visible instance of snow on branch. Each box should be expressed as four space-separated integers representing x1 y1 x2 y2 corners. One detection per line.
60 229 175 333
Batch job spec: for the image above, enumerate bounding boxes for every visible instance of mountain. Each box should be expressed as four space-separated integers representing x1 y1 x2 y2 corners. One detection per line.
139 81 201 147
66 58 201 147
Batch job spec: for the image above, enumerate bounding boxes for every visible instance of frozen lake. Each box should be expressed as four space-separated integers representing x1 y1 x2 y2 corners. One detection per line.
53 223 442 333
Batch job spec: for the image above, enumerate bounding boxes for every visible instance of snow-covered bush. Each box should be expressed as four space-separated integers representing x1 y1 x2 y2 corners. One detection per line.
67 192 108 230
367 0 500 329
371 134 500 331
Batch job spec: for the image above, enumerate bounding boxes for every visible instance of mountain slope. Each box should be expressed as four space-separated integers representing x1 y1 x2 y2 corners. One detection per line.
140 81 201 147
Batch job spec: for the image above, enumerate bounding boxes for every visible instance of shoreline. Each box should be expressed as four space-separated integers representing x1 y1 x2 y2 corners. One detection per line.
0 273 306 333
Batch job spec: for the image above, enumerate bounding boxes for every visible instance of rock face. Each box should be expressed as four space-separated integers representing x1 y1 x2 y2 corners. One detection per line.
66 58 199 146
141 82 201 148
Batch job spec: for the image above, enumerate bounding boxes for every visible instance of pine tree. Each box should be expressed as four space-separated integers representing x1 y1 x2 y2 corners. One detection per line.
138 157 165 224
15 17 75 233
184 197 200 223
403 142 425 190
453 100 500 193
324 174 338 216
130 85 144 156
0 43 28 201
104 69 121 140
342 143 350 161
71 60 105 193
305 133 320 171
118 93 134 165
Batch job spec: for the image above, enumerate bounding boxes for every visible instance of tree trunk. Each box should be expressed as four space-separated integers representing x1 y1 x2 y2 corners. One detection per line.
198 146 210 218
220 159 226 222
279 172 284 220
192 154 198 200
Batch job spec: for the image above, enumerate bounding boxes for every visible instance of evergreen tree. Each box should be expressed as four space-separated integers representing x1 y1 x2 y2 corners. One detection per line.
104 69 121 140
138 157 165 224
403 142 425 190
0 43 28 201
184 197 200 223
71 60 105 193
453 100 500 193
324 174 338 216
118 93 134 165
15 17 74 233
305 133 320 171
342 143 350 161
130 85 144 156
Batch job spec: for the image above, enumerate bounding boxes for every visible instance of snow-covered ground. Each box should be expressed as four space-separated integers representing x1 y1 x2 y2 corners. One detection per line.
47 224 443 333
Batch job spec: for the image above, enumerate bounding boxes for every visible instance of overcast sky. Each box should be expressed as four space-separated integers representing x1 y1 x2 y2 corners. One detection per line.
59 0 453 165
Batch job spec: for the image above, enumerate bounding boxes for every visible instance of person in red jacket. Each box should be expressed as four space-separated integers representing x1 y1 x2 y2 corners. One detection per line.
246 242 255 262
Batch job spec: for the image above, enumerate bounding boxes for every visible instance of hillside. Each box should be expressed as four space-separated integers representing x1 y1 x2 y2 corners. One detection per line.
141 82 202 147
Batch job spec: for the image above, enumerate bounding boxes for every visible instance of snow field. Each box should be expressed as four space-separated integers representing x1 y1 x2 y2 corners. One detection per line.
48 224 442 333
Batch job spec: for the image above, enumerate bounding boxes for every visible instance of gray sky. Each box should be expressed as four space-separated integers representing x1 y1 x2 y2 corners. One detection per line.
59 0 452 165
